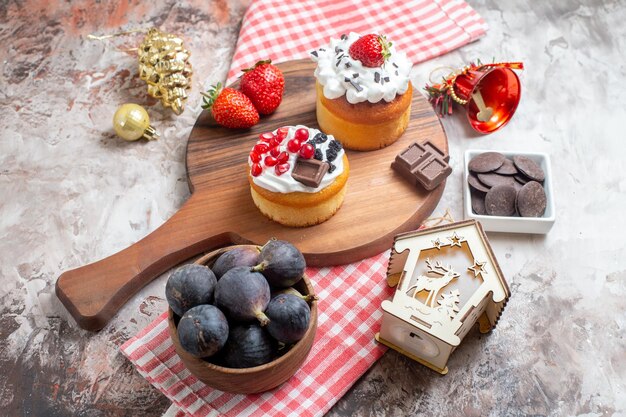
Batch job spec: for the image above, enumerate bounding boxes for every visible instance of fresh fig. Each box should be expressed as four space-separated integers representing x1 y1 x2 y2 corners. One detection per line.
265 294 310 344
177 305 229 358
253 240 306 288
166 264 217 317
212 246 260 279
272 287 318 303
222 324 277 368
214 266 270 325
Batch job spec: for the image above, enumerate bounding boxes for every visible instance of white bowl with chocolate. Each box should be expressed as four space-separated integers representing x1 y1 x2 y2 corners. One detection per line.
463 150 555 234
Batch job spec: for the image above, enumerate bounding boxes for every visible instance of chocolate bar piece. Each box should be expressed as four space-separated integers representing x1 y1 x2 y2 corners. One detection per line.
422 139 450 162
414 156 453 190
291 158 330 188
395 142 431 171
392 141 452 191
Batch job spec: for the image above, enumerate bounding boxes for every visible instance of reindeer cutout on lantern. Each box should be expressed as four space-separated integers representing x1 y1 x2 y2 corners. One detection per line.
376 220 510 375
406 258 460 307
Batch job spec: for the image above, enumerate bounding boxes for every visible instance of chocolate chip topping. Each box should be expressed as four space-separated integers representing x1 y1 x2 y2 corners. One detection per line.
468 152 506 173
485 185 518 216
513 156 545 182
347 79 363 92
517 181 547 217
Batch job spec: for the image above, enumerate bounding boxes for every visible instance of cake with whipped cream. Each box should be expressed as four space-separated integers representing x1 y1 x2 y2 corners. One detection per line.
247 125 349 227
311 32 413 151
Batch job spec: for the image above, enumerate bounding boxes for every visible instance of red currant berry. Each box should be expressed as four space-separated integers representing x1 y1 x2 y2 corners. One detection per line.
254 143 270 154
249 151 261 163
287 139 302 153
299 143 315 159
259 132 274 142
264 155 278 167
276 127 290 141
269 146 280 157
251 163 263 177
294 128 309 141
275 163 290 176
277 151 289 164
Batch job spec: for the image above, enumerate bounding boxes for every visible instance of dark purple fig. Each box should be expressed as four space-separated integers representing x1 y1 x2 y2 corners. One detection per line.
177 305 229 358
253 240 306 288
214 266 270 325
212 246 260 279
166 264 217 317
272 287 318 304
223 324 277 368
265 294 310 344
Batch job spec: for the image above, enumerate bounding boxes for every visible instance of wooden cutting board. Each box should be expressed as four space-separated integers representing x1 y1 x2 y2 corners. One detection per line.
56 59 448 331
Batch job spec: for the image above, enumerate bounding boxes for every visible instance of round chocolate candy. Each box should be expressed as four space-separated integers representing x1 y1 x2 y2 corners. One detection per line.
513 156 545 182
494 158 518 175
468 172 491 192
484 185 518 216
517 181 547 217
470 189 487 215
477 172 517 188
468 152 506 173
514 173 531 184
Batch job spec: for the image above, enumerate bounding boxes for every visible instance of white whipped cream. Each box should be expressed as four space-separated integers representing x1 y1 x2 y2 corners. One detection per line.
249 125 345 194
311 32 412 104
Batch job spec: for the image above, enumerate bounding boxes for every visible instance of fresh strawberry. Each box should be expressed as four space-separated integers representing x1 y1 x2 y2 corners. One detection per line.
240 60 285 115
348 34 391 68
202 83 259 129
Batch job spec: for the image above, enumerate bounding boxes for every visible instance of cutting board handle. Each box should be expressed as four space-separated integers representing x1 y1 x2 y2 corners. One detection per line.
55 194 237 331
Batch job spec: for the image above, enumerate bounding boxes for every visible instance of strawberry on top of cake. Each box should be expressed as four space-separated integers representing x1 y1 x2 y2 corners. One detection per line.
310 32 412 104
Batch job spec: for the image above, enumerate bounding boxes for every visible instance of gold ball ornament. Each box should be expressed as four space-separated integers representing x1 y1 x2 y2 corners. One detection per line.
113 104 159 141
138 28 192 115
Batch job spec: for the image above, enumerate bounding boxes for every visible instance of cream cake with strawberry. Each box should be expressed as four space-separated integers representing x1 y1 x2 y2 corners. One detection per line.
247 125 349 227
311 32 413 151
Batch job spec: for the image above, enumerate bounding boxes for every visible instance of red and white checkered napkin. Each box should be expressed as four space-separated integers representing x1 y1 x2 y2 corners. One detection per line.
226 0 486 83
121 253 395 417
122 0 486 415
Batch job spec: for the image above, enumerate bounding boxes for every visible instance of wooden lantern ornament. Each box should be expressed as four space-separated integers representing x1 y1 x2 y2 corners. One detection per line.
376 220 510 374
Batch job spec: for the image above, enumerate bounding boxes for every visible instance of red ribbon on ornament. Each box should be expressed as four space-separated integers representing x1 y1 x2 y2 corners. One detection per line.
425 60 524 117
